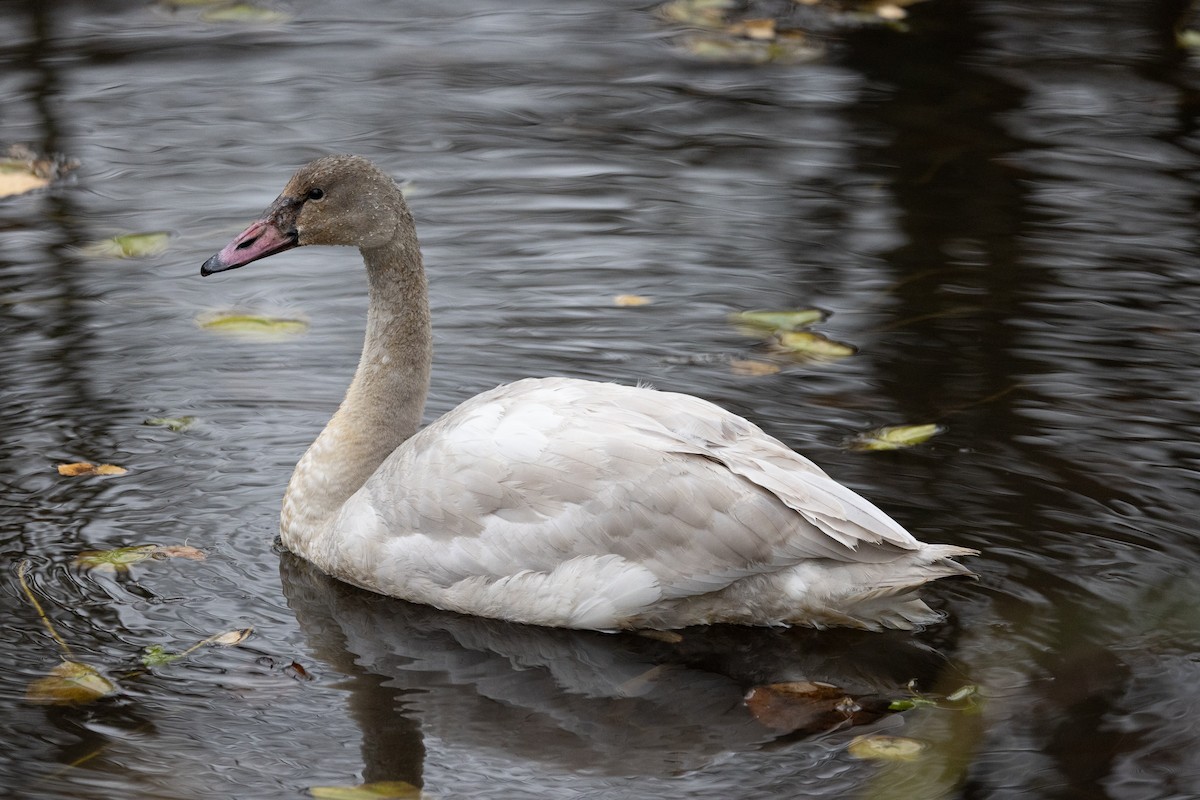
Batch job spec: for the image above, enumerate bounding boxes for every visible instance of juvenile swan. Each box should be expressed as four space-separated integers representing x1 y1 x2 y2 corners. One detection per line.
201 155 975 631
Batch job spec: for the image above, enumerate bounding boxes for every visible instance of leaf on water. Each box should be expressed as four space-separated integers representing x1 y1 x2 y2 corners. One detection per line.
745 681 883 734
657 0 735 29
197 311 309 336
849 423 944 452
209 627 254 647
771 330 856 359
613 294 653 307
27 661 117 705
155 544 207 561
727 18 776 40
677 31 824 64
144 416 196 432
200 3 291 23
0 146 77 198
730 308 828 333
75 545 162 572
847 734 927 762
83 231 171 259
309 780 425 799
57 462 128 477
1179 29 1200 49
945 684 978 703
730 359 781 376
141 645 183 667
874 3 908 20
0 170 49 198
888 696 938 711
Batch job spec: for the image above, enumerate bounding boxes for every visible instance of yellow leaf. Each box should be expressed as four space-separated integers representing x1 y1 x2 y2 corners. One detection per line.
57 462 127 477
27 661 117 705
309 781 424 799
613 294 652 307
849 423 944 451
197 311 308 336
728 18 775 40
847 734 927 761
729 359 781 376
0 171 49 198
772 331 856 359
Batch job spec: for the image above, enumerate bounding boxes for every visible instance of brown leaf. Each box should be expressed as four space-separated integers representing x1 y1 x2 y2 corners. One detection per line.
745 681 884 734
154 545 207 561
27 661 117 705
57 462 127 476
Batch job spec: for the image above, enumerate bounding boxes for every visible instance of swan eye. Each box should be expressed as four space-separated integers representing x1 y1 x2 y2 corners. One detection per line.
306 188 325 201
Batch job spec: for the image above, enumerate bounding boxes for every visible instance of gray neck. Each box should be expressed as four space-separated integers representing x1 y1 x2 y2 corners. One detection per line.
280 229 431 551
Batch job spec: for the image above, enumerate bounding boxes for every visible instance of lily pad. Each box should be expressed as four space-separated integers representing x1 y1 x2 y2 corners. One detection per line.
771 330 856 360
144 415 196 432
730 308 828 333
83 231 171 259
27 661 117 705
309 781 424 799
847 734 927 762
849 423 944 452
197 311 309 336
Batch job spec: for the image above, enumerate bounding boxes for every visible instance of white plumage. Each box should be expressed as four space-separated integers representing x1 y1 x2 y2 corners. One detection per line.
202 155 975 631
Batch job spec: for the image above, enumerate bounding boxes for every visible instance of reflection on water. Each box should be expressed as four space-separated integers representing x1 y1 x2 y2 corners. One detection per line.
2 0 1200 798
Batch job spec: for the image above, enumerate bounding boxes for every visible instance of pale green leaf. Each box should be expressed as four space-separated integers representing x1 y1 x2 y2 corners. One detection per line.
144 416 196 432
141 645 183 667
75 545 161 572
201 3 291 23
729 308 828 333
850 423 944 452
772 330 856 359
84 231 171 259
27 661 117 705
847 735 927 762
945 684 978 703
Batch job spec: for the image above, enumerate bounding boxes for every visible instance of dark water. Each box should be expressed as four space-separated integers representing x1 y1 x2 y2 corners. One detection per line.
3 0 1199 797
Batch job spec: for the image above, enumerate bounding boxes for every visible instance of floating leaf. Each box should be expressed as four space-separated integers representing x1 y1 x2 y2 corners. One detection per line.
730 308 828 333
677 31 824 64
27 661 117 705
849 423 944 452
197 311 308 336
209 627 253 647
1179 29 1200 49
727 18 775 40
309 780 424 799
772 330 856 359
155 544 207 561
0 170 49 198
141 645 183 667
888 696 938 711
613 294 652 307
945 684 978 703
144 416 196 432
657 0 735 29
745 681 886 734
83 231 171 259
847 734 927 762
730 359 781 376
75 545 161 572
874 3 908 20
57 462 127 477
200 3 291 23
0 146 76 198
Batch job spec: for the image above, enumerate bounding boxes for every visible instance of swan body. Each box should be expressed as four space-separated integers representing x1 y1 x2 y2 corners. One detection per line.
202 155 975 631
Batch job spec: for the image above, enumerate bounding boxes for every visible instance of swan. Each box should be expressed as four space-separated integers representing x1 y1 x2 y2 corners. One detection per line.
201 154 975 631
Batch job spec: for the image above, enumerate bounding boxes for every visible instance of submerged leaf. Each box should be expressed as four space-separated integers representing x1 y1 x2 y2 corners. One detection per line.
730 359 781 376
678 31 823 64
657 0 735 29
144 415 196 432
141 645 183 667
309 780 424 799
57 462 127 477
0 170 49 198
744 680 883 734
155 544 207 561
84 231 171 259
772 330 856 359
200 3 291 23
197 311 308 336
613 294 653 307
730 308 828 333
849 423 944 452
847 734 927 762
75 545 161 572
27 661 117 705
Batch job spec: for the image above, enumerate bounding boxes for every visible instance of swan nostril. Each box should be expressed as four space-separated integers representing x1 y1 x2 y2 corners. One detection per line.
236 234 260 251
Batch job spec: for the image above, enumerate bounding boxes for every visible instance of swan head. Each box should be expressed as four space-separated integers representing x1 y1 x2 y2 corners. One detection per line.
201 155 409 276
